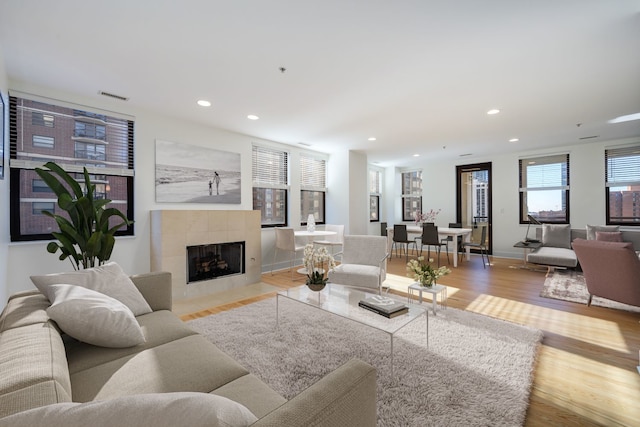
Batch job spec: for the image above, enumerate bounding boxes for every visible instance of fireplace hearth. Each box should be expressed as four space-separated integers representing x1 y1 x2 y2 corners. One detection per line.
187 241 245 284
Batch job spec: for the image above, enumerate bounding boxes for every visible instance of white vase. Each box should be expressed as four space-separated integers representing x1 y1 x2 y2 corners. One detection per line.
307 214 316 232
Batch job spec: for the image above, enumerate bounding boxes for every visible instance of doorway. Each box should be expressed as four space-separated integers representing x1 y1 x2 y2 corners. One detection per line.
456 162 492 255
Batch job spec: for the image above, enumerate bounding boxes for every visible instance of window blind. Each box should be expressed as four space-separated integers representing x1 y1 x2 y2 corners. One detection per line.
519 154 569 191
605 145 640 187
300 153 326 191
252 145 288 189
369 169 382 194
10 94 134 176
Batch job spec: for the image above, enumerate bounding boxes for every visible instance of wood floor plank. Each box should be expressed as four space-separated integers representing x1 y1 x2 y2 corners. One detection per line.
180 252 640 426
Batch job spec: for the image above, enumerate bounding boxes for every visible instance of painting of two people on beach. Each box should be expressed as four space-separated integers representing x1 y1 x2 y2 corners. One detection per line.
155 140 241 204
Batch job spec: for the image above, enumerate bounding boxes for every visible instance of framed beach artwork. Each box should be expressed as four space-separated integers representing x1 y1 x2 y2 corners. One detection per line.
155 139 241 204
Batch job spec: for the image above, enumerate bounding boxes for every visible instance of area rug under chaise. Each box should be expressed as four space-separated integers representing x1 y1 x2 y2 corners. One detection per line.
189 297 542 426
540 270 640 313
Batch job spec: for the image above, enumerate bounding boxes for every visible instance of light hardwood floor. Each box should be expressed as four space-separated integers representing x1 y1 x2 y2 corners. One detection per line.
180 251 640 427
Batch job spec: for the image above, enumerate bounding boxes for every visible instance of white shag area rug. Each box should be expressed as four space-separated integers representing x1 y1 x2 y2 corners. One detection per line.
540 270 640 313
189 298 543 427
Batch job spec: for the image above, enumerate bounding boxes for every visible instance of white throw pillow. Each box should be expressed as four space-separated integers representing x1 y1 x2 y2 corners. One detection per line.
0 392 258 427
586 224 619 240
31 262 152 316
46 284 145 348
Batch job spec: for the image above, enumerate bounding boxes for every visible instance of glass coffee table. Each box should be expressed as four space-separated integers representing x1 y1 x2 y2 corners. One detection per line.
276 283 428 374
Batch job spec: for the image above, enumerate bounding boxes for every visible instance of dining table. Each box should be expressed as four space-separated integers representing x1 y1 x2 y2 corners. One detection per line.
386 225 473 267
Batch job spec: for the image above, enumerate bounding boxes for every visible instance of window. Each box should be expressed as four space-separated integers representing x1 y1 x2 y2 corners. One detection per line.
401 170 422 222
32 111 54 127
32 135 54 148
252 145 288 227
300 153 326 225
9 94 135 241
32 202 55 215
519 154 569 223
32 179 54 193
606 145 640 225
369 168 382 222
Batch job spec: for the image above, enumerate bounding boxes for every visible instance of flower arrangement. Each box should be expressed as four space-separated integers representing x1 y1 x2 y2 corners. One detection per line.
414 209 441 225
303 244 337 288
406 256 450 287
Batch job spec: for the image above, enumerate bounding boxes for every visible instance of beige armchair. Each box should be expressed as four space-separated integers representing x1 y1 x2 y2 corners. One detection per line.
327 235 389 295
572 238 640 307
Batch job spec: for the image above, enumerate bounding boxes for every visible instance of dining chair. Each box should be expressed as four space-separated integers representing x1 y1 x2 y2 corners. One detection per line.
271 227 306 280
313 224 345 256
415 223 448 267
392 224 415 261
441 222 463 263
462 225 489 268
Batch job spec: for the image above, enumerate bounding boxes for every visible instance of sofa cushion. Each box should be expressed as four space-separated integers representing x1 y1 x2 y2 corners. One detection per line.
70 335 250 402
527 247 578 268
0 392 258 427
595 231 623 242
0 292 50 333
30 262 152 316
46 285 145 348
329 264 382 289
0 322 72 418
542 224 571 249
586 224 619 240
65 310 199 375
211 373 287 419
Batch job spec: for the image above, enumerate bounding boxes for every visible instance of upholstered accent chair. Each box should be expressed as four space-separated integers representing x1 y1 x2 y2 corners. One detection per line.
328 235 389 295
572 238 640 307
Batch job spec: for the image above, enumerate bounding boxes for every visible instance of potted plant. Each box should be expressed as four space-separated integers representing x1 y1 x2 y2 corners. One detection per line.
35 161 133 270
302 244 336 291
406 256 450 287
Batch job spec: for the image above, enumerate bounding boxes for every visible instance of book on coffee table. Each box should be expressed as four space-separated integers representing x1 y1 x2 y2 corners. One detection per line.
358 296 408 318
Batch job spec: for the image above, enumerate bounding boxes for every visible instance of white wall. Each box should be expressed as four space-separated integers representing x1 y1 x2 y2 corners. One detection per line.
348 151 369 235
0 46 9 305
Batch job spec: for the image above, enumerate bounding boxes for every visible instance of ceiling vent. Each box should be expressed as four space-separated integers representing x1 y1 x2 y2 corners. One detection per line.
579 135 599 140
98 90 129 101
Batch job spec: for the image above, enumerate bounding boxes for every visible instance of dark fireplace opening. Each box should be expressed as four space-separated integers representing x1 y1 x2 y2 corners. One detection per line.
187 241 245 284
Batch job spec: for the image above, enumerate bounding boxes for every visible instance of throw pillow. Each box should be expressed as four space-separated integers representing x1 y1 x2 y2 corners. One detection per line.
0 392 258 427
595 231 623 242
31 262 152 316
46 284 145 348
586 224 619 240
542 224 572 249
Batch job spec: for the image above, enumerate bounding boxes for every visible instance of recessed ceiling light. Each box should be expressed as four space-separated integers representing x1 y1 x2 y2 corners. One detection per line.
197 100 211 107
608 112 640 123
247 115 259 120
509 138 519 143
487 109 500 115
413 154 420 157
368 137 377 141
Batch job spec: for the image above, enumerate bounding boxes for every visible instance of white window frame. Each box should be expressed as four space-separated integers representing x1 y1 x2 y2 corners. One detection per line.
519 153 570 224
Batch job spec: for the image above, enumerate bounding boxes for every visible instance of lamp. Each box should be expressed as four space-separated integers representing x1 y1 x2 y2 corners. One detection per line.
524 214 541 243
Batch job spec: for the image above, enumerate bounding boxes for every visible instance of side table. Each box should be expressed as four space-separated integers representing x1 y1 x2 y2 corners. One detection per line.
513 241 542 269
407 283 447 315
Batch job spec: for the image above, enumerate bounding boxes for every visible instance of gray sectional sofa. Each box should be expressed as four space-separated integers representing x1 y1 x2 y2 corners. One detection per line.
526 225 640 271
0 270 377 426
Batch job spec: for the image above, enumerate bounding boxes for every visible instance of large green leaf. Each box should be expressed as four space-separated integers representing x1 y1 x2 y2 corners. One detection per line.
34 162 132 270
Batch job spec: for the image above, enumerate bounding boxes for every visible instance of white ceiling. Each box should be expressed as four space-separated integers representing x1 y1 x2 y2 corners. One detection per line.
1 0 639 167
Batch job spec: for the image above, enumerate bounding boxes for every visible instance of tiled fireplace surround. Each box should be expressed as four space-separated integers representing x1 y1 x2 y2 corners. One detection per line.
150 210 262 300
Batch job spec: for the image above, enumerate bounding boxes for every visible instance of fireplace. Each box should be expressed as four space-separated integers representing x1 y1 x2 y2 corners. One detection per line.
187 241 245 284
